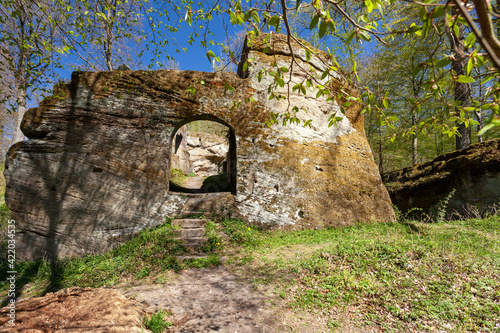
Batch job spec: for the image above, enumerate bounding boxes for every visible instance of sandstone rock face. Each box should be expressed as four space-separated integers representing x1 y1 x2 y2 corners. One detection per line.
384 139 500 218
186 131 229 176
5 33 394 260
171 125 193 173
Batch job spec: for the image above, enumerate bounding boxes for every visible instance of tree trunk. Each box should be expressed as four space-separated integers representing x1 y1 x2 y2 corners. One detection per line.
450 17 472 150
476 110 484 143
13 86 27 143
411 112 418 165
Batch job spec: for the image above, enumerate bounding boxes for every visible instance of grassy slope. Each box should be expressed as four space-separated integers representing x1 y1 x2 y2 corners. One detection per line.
0 207 498 331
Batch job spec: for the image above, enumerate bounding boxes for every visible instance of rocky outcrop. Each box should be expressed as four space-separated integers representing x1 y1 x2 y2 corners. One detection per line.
384 139 500 218
171 125 193 173
171 127 229 177
5 33 394 260
186 131 228 176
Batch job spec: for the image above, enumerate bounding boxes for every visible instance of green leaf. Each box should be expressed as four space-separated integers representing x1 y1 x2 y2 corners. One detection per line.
478 123 497 135
435 58 452 68
251 11 260 23
319 20 327 38
433 5 445 18
465 32 476 48
453 24 460 38
364 0 374 13
305 49 311 62
321 69 329 80
296 0 302 12
422 19 431 38
359 30 371 42
456 75 475 83
268 15 280 28
206 50 216 60
310 15 319 30
412 64 423 76
407 24 422 33
466 58 474 76
481 75 495 85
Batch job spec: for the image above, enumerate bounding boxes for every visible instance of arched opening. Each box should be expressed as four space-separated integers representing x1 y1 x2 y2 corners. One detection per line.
169 115 237 194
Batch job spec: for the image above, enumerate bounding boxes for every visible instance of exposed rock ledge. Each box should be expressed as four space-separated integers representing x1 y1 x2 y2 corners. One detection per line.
384 138 500 217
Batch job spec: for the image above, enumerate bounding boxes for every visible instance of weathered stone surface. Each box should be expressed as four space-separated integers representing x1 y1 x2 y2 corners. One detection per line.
185 131 228 176
171 125 193 173
5 33 394 260
384 138 500 217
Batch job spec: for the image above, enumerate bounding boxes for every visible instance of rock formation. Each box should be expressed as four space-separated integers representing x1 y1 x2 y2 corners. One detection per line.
185 131 229 176
171 125 193 173
5 33 394 260
384 138 500 218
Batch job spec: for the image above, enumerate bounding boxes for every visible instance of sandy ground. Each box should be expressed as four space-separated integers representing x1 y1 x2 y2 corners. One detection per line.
121 265 279 333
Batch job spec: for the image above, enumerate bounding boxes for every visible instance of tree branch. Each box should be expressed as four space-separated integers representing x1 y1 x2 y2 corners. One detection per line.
454 0 500 69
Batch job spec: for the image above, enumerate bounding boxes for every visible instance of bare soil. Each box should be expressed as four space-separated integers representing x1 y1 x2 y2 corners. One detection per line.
122 265 280 332
0 287 144 332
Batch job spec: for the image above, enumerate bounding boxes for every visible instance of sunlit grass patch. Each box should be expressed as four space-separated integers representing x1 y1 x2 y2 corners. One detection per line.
230 217 500 331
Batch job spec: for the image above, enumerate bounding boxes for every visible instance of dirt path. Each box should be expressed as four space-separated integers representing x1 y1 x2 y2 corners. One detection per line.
121 266 279 332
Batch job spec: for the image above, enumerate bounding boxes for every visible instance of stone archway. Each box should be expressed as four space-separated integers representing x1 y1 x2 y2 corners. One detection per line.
4 33 396 260
169 115 237 195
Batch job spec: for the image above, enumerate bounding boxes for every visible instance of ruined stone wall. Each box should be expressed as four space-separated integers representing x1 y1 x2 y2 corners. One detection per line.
5 33 394 260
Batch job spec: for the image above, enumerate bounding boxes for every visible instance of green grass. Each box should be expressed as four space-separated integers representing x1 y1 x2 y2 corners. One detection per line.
227 216 500 331
144 310 173 333
0 218 221 298
169 168 196 188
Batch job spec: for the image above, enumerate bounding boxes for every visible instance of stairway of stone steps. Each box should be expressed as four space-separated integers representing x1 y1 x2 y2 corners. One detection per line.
171 217 209 252
171 194 218 259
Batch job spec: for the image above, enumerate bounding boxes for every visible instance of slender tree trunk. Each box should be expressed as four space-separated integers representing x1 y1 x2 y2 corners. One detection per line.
450 18 472 150
411 111 418 165
13 86 26 143
476 110 484 143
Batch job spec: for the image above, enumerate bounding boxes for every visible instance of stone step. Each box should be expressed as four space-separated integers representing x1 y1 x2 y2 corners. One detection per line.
174 228 205 238
180 211 211 218
171 219 209 228
182 237 208 248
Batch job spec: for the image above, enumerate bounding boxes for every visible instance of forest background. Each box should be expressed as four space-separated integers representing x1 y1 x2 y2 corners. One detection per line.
1 0 500 174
